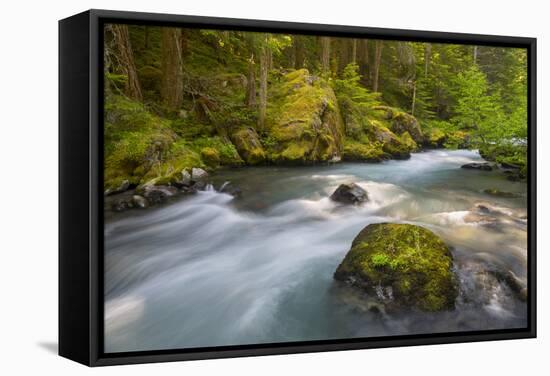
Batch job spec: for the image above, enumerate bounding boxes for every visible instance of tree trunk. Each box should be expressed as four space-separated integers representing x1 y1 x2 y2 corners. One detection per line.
351 39 357 64
473 45 478 65
372 40 383 92
320 36 331 75
294 36 305 69
144 27 150 49
358 39 369 81
246 54 256 108
161 28 184 110
424 43 431 77
258 40 268 132
112 24 142 101
337 39 349 74
411 80 417 115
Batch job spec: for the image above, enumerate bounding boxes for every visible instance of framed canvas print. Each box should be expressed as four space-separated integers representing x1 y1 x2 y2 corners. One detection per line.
59 9 536 366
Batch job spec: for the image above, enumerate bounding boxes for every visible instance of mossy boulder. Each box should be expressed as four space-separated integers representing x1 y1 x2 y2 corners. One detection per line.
334 223 458 311
200 147 221 167
230 127 267 165
370 122 412 160
424 128 447 148
342 138 386 162
390 112 424 144
267 69 344 163
398 131 419 152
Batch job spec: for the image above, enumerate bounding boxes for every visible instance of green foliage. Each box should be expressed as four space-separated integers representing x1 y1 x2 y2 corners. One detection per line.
333 64 381 137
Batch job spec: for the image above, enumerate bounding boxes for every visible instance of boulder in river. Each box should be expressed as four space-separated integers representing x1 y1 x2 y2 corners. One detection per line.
132 195 148 209
334 223 458 311
141 185 177 205
192 167 209 180
330 183 368 205
461 162 494 171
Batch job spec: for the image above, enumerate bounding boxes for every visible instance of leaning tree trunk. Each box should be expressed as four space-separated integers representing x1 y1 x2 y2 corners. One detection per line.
161 28 184 111
246 54 256 108
258 41 268 132
372 40 384 92
320 36 331 75
112 24 142 101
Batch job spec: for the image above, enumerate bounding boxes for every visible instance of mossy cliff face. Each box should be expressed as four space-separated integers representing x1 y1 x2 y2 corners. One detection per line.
334 223 458 311
266 69 344 163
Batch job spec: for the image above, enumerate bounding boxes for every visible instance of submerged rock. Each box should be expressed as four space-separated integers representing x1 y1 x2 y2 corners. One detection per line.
218 181 242 197
461 162 494 171
330 183 368 205
132 195 148 209
141 185 177 205
483 188 520 198
111 197 134 212
334 223 457 311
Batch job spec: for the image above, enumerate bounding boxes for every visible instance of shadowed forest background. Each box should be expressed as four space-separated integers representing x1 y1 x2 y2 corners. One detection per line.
103 24 527 193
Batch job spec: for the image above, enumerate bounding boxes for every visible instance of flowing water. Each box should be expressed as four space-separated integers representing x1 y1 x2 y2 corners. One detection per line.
104 150 528 353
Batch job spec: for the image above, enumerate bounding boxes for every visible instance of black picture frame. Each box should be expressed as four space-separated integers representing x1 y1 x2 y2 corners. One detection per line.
59 9 537 367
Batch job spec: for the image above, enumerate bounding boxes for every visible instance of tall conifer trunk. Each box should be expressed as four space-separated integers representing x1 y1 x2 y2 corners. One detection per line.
112 24 142 101
161 28 184 110
372 40 384 92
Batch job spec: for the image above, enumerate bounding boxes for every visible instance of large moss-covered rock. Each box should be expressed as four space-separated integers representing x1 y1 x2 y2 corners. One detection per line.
342 138 386 162
230 127 267 165
390 112 424 144
267 69 344 163
370 121 413 160
334 223 458 311
424 128 447 148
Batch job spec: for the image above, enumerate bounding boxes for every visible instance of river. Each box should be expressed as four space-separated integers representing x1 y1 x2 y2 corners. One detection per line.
104 149 528 353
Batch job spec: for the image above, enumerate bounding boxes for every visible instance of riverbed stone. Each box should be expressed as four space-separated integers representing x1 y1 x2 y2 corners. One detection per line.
192 167 209 180
483 188 520 198
334 223 458 311
132 195 148 208
461 162 494 171
141 185 177 205
330 183 368 205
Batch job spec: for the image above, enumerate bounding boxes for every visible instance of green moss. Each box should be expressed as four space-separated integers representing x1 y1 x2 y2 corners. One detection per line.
425 128 447 148
342 138 386 162
230 127 266 165
200 147 221 167
266 69 344 164
390 111 423 143
334 223 457 311
399 132 418 152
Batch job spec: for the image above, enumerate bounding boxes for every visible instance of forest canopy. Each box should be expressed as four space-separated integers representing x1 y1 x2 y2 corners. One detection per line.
103 24 528 192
